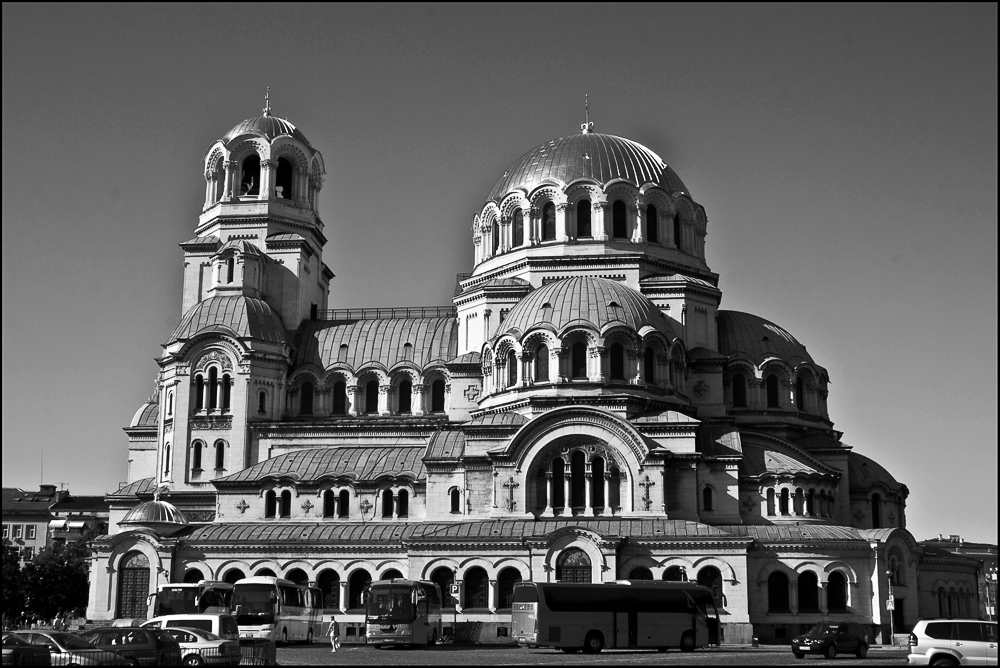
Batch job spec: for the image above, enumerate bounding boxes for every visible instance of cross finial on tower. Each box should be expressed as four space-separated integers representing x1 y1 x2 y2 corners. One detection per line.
581 93 594 133
263 87 271 116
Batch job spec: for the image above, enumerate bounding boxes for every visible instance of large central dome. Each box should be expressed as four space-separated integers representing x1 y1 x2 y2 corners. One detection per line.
488 132 689 202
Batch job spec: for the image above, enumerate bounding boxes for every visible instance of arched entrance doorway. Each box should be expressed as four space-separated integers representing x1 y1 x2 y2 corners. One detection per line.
116 551 150 618
556 548 592 583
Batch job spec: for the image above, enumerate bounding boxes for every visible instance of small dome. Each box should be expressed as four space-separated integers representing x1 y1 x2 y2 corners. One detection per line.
224 112 309 146
120 499 189 536
848 452 905 492
717 311 814 366
167 296 286 346
129 399 159 428
498 276 677 339
489 132 689 203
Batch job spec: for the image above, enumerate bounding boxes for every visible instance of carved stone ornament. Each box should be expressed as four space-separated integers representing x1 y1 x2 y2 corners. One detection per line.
464 384 482 401
502 476 519 513
236 499 250 514
639 475 655 511
742 497 757 512
189 417 233 431
195 350 233 373
693 381 710 398
301 499 314 514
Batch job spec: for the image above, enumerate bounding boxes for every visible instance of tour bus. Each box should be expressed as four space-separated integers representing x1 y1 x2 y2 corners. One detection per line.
148 580 234 617
511 580 720 653
365 579 443 647
232 576 323 644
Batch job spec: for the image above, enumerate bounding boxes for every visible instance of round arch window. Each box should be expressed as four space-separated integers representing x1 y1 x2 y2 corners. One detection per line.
556 548 591 583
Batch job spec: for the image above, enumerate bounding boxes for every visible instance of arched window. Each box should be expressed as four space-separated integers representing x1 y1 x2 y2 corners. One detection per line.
398 379 412 413
397 490 409 517
795 376 805 410
274 157 293 200
265 490 277 518
192 441 203 470
702 486 714 511
609 343 625 380
381 489 394 518
279 490 292 518
828 572 848 612
793 488 805 515
430 568 455 609
779 488 790 515
646 204 659 242
577 199 592 237
214 440 225 469
871 493 883 528
643 348 656 384
116 551 150 618
512 210 524 247
300 381 314 415
163 443 171 476
209 367 219 409
766 374 781 408
552 458 566 509
629 567 653 580
381 569 403 581
464 567 489 609
612 200 627 238
556 548 591 583
491 220 500 255
227 256 235 283
223 568 245 585
570 451 586 510
338 344 349 362
323 490 336 518
766 488 776 515
240 154 260 196
450 488 461 513
608 465 621 511
212 156 225 203
333 382 347 415
365 380 379 414
286 568 309 585
258 390 266 414
167 391 174 417
535 344 549 382
673 212 682 250
767 571 790 612
591 457 605 510
663 566 686 582
256 568 276 577
806 489 815 515
507 350 518 387
937 587 947 617
338 490 350 518
348 570 371 610
497 567 522 609
194 376 204 410
732 372 747 407
541 202 556 241
698 566 725 608
222 374 231 410
317 569 340 609
571 342 588 379
799 571 819 612
431 379 445 412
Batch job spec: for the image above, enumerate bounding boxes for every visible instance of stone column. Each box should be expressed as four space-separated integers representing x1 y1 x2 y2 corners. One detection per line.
412 384 424 416
338 580 348 613
594 202 609 240
562 475 572 516
589 347 606 382
378 384 391 415
554 348 566 383
633 200 644 243
295 167 309 205
544 471 554 516
392 494 399 519
223 160 237 201
488 579 498 612
259 159 275 200
527 207 538 245
556 203 569 241
583 473 594 517
603 474 612 516
790 581 800 614
346 386 359 417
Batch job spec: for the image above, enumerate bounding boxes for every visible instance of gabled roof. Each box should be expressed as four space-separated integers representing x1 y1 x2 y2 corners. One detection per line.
213 447 426 486
108 477 156 499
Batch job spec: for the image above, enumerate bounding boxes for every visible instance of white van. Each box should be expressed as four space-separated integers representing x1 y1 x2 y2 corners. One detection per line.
141 613 240 641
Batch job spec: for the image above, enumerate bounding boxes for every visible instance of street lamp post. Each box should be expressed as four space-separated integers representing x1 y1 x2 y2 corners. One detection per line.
886 569 895 643
985 566 998 621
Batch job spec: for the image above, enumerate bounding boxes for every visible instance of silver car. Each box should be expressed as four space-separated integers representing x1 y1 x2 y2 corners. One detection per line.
907 619 998 666
161 628 241 667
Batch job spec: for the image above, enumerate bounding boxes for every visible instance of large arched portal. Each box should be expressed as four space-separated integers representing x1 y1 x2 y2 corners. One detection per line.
556 548 592 583
116 551 151 618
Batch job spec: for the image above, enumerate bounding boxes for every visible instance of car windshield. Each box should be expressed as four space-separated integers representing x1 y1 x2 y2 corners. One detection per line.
3 634 32 647
49 633 98 650
808 624 838 635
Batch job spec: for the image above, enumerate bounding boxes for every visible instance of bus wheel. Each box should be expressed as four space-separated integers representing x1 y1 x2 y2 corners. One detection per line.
583 632 604 654
679 631 695 652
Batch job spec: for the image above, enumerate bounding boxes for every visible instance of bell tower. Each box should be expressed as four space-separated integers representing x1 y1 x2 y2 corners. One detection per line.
180 93 333 329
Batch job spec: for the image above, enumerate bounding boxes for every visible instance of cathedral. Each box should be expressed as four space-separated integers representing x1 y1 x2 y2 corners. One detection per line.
87 103 980 644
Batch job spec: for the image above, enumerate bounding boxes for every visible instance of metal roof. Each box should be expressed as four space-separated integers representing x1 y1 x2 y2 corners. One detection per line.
168 296 286 346
425 430 466 459
121 499 189 526
498 276 677 339
224 113 309 146
717 310 814 366
109 477 157 498
294 317 457 370
488 132 689 202
848 452 904 491
129 400 159 428
712 524 868 542
213 447 426 485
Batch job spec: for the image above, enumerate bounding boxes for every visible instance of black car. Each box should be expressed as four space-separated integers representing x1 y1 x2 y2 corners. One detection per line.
78 627 182 667
2 632 51 666
791 622 869 659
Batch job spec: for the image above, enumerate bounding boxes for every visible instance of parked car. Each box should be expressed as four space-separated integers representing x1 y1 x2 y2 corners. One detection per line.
161 628 241 666
1 632 51 666
15 631 128 667
908 618 998 666
791 621 870 659
141 615 239 641
78 627 182 666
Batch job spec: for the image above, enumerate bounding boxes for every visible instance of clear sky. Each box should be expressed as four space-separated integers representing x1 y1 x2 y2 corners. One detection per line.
2 4 996 543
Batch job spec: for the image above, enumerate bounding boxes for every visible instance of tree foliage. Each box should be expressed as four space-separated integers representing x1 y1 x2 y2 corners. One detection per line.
21 541 91 619
1 543 25 618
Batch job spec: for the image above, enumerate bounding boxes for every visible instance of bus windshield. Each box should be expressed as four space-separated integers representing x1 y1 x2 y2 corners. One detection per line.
233 584 276 625
155 586 199 615
366 585 414 623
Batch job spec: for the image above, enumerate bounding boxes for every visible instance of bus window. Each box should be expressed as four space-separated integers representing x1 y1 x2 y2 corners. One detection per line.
512 584 538 602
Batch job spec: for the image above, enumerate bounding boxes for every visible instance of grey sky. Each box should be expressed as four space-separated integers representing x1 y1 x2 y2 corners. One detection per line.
2 3 996 542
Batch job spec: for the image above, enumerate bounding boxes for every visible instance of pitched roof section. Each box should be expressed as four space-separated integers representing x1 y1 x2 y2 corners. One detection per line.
717 310 814 367
109 478 156 499
714 524 867 542
168 296 286 346
213 447 426 485
425 430 466 459
294 317 457 370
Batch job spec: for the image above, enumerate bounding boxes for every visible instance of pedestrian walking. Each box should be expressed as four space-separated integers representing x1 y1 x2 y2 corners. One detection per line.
328 614 340 653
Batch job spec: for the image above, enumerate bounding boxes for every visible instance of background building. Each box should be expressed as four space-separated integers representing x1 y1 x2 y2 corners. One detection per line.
87 106 980 643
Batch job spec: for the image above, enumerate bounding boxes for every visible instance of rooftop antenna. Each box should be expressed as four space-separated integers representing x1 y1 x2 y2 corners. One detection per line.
581 93 594 134
40 449 43 485
263 86 271 116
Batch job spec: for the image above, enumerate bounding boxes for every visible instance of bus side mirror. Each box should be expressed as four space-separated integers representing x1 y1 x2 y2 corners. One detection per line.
235 605 242 615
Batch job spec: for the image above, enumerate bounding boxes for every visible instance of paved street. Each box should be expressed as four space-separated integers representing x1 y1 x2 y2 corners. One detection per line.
276 643 910 665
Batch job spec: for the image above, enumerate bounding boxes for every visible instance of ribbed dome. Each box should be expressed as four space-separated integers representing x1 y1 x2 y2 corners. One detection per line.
129 400 159 428
120 500 189 527
498 276 677 338
224 113 309 145
717 311 814 366
168 296 286 346
489 132 689 202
